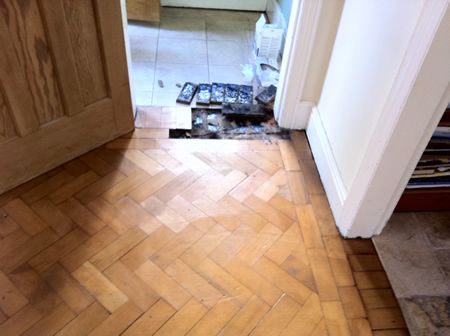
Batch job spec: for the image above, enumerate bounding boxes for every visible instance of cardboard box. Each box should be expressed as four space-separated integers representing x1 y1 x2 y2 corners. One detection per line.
255 15 283 60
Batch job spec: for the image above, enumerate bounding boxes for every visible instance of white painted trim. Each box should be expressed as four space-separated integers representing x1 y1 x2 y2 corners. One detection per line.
333 1 449 237
306 107 347 227
281 101 314 129
274 0 323 129
161 0 267 11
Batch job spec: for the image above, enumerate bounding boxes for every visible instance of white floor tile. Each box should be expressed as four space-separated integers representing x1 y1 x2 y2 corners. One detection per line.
207 40 248 65
134 90 153 106
209 65 253 85
131 62 155 91
206 19 248 41
157 38 207 64
159 17 206 40
128 8 265 107
154 63 209 93
152 91 187 107
130 35 158 62
128 21 159 38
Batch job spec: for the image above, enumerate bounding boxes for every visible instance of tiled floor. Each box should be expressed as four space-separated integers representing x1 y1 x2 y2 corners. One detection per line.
0 128 410 335
128 7 261 107
374 212 450 336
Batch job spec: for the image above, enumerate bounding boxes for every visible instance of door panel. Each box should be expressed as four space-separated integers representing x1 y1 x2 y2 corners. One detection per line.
0 0 134 194
63 0 108 105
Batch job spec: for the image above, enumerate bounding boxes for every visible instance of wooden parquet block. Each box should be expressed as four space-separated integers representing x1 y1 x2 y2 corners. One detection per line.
153 298 207 336
135 261 190 310
59 198 106 235
22 303 75 336
3 199 46 235
103 261 159 311
72 262 128 313
196 258 252 306
122 299 175 336
0 305 42 336
165 259 223 309
31 198 74 237
43 264 94 314
249 294 300 336
88 301 142 336
186 298 240 335
0 133 407 335
281 293 323 336
220 295 270 336
55 302 108 336
0 271 28 316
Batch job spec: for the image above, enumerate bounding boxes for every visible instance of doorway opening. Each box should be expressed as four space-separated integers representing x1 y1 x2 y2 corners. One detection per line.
124 1 294 139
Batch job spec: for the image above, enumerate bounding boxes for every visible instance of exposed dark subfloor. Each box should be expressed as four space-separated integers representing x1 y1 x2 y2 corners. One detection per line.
169 108 290 140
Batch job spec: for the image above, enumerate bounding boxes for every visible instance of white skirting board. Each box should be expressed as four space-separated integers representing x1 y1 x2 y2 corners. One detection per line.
161 0 268 11
306 107 349 235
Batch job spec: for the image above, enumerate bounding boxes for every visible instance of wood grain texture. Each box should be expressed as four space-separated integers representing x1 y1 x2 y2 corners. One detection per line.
0 132 407 335
0 0 133 194
62 0 107 105
0 87 16 141
39 0 83 116
127 0 161 22
0 0 63 134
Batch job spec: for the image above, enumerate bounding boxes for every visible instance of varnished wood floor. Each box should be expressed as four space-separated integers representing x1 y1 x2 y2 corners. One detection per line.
0 131 408 335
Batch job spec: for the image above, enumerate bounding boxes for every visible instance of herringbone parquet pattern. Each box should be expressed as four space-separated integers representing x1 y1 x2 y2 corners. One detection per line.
0 131 406 335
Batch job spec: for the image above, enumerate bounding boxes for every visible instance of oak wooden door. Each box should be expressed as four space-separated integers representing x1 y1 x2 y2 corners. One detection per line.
0 0 134 194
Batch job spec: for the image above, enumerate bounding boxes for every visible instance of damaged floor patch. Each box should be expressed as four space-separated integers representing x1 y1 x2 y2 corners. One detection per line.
169 108 289 140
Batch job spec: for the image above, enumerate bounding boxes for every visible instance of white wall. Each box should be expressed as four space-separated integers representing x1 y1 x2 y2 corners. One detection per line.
317 0 425 190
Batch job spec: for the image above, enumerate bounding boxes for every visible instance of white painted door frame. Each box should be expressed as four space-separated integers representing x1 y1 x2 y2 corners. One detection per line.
275 0 449 237
274 0 344 129
274 0 323 129
306 2 450 237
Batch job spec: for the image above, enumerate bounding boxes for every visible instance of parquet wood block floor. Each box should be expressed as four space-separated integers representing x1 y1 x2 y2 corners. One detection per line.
0 131 409 335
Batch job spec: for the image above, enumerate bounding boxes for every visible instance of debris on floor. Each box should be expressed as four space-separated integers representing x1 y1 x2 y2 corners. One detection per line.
196 83 212 105
224 84 240 103
211 83 225 104
237 85 253 104
222 103 268 121
256 85 277 105
176 82 197 104
167 13 286 140
256 59 280 87
255 14 284 59
158 79 164 88
169 107 289 140
241 64 255 82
